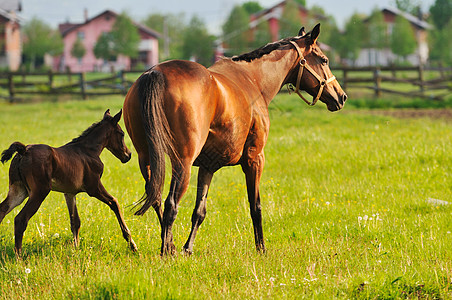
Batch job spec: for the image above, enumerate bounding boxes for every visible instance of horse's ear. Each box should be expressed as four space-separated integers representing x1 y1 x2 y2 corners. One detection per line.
298 27 306 36
112 109 122 124
104 109 111 119
309 23 321 44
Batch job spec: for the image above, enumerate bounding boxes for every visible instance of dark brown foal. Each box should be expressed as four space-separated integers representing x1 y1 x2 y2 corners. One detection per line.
0 109 137 255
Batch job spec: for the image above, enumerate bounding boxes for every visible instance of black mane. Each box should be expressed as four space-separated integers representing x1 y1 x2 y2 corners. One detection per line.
232 34 308 63
67 118 107 144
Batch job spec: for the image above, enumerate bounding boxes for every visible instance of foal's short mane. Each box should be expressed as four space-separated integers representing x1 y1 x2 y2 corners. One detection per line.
67 116 111 144
232 32 309 63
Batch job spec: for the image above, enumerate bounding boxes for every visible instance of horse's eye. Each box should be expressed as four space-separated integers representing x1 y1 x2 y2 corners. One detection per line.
321 57 328 65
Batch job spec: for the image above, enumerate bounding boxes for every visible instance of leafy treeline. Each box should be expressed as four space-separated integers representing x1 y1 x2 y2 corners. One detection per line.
21 0 452 69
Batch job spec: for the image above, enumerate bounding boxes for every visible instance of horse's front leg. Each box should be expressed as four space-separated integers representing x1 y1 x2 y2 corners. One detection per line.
183 167 214 255
161 161 191 256
241 151 266 252
88 183 138 252
64 193 81 247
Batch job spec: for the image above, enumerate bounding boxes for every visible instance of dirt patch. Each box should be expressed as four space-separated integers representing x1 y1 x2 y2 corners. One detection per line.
349 109 452 121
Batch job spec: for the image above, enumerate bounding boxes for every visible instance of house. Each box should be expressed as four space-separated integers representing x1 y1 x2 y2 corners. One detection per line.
249 0 326 42
55 10 160 72
356 7 432 66
216 0 326 59
0 0 21 71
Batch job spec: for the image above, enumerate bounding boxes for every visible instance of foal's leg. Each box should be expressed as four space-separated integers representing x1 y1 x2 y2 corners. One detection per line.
89 184 138 252
0 183 28 224
138 153 163 226
161 161 191 255
183 167 214 255
241 152 266 252
14 188 50 254
64 193 81 247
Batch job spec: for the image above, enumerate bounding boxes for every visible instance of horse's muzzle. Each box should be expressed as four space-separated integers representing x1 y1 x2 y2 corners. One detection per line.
121 152 132 163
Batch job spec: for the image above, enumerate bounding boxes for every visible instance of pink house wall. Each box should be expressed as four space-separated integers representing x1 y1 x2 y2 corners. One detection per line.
63 13 127 72
58 11 160 72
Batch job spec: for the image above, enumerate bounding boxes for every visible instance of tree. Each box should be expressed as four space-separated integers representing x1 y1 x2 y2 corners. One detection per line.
94 32 115 61
393 0 421 15
143 13 186 60
242 1 263 15
22 17 63 71
110 12 140 59
182 16 215 66
222 5 250 56
367 9 388 49
279 0 301 39
390 16 417 61
332 13 366 64
429 0 452 30
294 0 306 5
71 37 86 64
429 20 452 64
252 19 271 48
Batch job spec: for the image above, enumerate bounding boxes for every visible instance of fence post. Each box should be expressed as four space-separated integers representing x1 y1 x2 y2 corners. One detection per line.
373 67 381 98
79 72 87 100
342 68 348 91
8 73 15 103
418 64 425 94
48 70 54 91
119 70 127 95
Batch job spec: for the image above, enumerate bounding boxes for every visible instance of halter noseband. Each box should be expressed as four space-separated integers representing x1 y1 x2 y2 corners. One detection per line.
288 40 336 106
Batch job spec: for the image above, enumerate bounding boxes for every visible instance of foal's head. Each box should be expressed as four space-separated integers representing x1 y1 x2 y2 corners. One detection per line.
287 24 347 111
103 109 132 163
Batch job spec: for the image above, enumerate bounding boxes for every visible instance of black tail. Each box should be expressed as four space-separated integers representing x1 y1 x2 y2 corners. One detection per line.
134 69 178 216
1 142 26 164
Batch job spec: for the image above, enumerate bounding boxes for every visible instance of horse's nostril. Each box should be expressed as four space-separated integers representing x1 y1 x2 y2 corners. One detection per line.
343 94 348 102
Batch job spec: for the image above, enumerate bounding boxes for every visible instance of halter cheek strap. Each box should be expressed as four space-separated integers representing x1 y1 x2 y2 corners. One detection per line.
288 40 336 106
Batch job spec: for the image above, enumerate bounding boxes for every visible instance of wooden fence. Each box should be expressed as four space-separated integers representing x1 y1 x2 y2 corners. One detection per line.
332 65 452 100
0 70 142 102
0 66 451 102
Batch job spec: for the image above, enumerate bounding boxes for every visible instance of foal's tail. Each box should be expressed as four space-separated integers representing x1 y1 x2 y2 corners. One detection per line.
134 69 178 216
1 142 26 164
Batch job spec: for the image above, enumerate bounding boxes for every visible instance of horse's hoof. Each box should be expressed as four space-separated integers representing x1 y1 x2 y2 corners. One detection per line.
183 248 193 256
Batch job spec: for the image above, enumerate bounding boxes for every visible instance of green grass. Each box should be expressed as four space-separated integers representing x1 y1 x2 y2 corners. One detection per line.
0 95 451 299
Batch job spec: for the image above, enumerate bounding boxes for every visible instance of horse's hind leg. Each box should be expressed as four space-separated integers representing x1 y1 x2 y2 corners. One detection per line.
14 188 50 254
161 161 192 255
183 167 213 255
89 184 138 252
0 182 28 224
64 193 81 247
138 153 163 226
241 152 266 252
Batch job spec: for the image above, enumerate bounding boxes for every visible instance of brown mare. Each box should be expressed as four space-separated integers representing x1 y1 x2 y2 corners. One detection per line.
0 109 137 254
123 24 347 255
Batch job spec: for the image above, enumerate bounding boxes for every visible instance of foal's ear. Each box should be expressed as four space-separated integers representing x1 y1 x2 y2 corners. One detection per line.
104 109 111 119
298 26 306 36
112 109 122 124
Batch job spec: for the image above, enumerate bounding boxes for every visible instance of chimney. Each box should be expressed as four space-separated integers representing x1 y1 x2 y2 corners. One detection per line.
84 8 88 22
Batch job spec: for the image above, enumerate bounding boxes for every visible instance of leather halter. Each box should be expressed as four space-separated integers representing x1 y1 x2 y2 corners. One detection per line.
287 40 336 106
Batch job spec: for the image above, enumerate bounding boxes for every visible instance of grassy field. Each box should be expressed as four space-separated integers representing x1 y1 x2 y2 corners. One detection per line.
0 94 451 299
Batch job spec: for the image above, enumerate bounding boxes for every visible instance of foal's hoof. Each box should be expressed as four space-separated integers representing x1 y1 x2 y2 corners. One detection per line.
183 248 193 256
160 243 177 256
129 240 138 252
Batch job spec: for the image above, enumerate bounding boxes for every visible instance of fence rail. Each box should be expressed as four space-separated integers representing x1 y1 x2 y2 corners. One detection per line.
0 66 451 102
0 70 142 102
332 65 452 100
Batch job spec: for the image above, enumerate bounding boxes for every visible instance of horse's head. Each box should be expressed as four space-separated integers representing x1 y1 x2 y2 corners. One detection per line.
103 109 132 163
287 24 347 111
